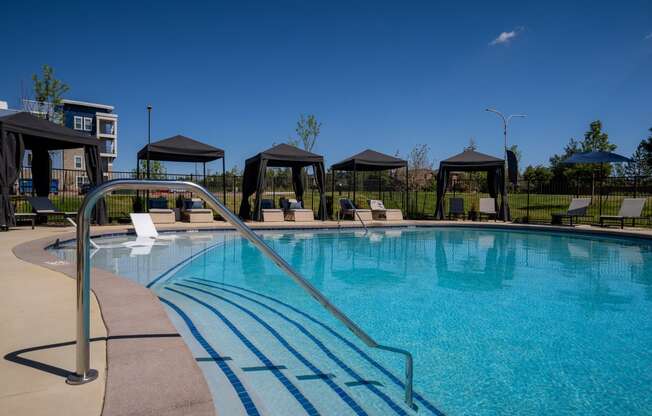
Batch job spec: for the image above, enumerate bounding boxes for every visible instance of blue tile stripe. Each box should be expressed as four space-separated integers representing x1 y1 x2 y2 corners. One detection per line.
164 287 320 416
183 279 409 416
157 296 261 416
174 282 370 416
146 240 227 288
190 278 444 416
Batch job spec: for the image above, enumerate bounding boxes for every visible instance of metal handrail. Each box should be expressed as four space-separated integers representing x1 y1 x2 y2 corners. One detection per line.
69 179 415 409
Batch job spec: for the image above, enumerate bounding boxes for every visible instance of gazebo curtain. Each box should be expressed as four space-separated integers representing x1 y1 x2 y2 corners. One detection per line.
434 165 508 220
31 149 52 197
239 161 326 221
0 129 25 229
85 145 107 224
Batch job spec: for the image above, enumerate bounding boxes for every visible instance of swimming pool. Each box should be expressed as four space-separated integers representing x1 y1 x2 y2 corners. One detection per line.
53 227 652 415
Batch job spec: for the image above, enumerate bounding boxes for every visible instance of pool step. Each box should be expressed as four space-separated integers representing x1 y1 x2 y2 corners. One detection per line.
180 277 444 415
160 280 433 415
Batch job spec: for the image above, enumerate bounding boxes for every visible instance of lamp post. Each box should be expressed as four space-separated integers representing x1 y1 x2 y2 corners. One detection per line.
146 105 152 179
485 108 526 221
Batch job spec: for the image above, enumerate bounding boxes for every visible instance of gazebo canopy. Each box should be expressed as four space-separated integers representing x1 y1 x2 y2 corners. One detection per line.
244 143 323 167
330 149 407 171
1 112 100 150
434 149 508 220
239 144 326 221
563 151 632 165
0 112 106 228
439 148 504 169
136 134 224 163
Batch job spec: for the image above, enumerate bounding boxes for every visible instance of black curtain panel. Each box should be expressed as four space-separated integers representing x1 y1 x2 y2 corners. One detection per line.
238 160 259 220
84 145 108 225
252 159 268 221
291 166 304 203
506 149 518 185
313 162 327 220
31 148 52 197
0 129 25 229
434 168 448 219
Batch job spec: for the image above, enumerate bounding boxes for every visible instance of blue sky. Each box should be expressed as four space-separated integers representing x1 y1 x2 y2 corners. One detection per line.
2 0 651 173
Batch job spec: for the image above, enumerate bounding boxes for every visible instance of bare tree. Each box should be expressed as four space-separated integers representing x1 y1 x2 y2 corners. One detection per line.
295 114 321 152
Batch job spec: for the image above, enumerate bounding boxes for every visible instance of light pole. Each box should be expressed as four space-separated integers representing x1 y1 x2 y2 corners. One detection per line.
146 105 152 179
485 108 526 221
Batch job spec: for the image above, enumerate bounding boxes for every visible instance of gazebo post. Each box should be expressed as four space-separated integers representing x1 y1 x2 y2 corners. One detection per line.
222 157 226 205
331 169 336 219
203 162 206 188
405 164 409 219
352 161 357 207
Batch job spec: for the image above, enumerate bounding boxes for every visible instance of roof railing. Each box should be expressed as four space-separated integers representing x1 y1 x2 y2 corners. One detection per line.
69 179 415 410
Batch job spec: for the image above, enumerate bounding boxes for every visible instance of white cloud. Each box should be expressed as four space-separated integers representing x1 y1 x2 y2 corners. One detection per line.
645 33 652 40
490 27 524 46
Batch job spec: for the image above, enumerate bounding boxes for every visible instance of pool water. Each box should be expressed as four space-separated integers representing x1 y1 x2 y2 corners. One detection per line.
53 227 652 415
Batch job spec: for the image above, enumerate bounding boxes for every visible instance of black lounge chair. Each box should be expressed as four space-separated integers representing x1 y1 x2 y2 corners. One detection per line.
25 196 76 223
551 198 591 226
448 197 464 219
339 198 372 221
600 198 648 228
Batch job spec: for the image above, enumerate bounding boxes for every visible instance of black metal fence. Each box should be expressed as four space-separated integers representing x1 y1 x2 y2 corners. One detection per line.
11 167 652 227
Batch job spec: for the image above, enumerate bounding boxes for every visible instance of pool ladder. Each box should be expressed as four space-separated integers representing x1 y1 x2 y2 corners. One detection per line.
70 179 416 410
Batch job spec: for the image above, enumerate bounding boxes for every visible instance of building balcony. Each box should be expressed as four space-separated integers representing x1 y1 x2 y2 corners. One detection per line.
99 138 117 156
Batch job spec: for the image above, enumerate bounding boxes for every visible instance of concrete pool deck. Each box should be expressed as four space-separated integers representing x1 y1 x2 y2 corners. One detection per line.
2 219 652 416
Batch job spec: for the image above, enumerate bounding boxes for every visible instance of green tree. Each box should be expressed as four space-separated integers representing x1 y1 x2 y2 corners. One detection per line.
523 165 552 186
617 128 652 177
32 64 69 123
294 114 321 152
132 160 167 179
550 120 616 183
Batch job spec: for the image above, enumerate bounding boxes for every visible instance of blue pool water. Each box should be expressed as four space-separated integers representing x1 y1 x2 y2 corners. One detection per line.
53 227 652 415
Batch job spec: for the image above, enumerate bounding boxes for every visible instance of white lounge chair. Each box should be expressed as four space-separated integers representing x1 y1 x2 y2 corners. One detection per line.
479 198 498 221
368 199 403 221
600 198 648 228
261 199 285 222
128 213 177 243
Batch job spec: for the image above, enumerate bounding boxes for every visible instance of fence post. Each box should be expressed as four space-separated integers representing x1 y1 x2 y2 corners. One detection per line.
526 180 530 223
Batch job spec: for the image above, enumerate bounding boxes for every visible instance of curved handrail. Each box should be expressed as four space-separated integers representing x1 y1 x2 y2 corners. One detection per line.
70 179 415 409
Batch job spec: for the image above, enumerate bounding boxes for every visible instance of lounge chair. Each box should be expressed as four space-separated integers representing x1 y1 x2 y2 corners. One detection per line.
148 198 175 224
283 198 315 222
479 198 498 221
128 213 177 244
339 198 372 222
25 196 76 224
599 198 647 229
368 199 403 221
261 199 284 222
181 198 213 223
448 197 464 220
551 198 591 226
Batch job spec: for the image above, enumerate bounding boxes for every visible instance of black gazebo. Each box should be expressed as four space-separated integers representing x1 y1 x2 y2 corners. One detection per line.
434 149 508 220
330 149 408 216
238 144 326 221
136 135 226 202
0 112 107 228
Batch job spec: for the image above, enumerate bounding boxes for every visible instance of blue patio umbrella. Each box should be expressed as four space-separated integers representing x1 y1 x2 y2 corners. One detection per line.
563 151 633 216
563 151 632 165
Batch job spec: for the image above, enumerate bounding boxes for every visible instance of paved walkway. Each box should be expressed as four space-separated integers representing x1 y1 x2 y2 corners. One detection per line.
0 227 106 416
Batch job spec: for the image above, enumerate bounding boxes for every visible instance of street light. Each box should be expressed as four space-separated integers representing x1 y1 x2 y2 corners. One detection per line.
485 108 527 221
146 105 152 179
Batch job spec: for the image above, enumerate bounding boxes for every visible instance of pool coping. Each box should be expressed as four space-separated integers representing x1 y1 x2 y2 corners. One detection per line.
11 220 652 416
12 229 216 416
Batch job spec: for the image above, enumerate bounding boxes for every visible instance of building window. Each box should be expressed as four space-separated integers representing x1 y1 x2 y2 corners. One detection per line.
83 117 93 131
74 116 83 130
76 175 89 189
74 155 83 170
